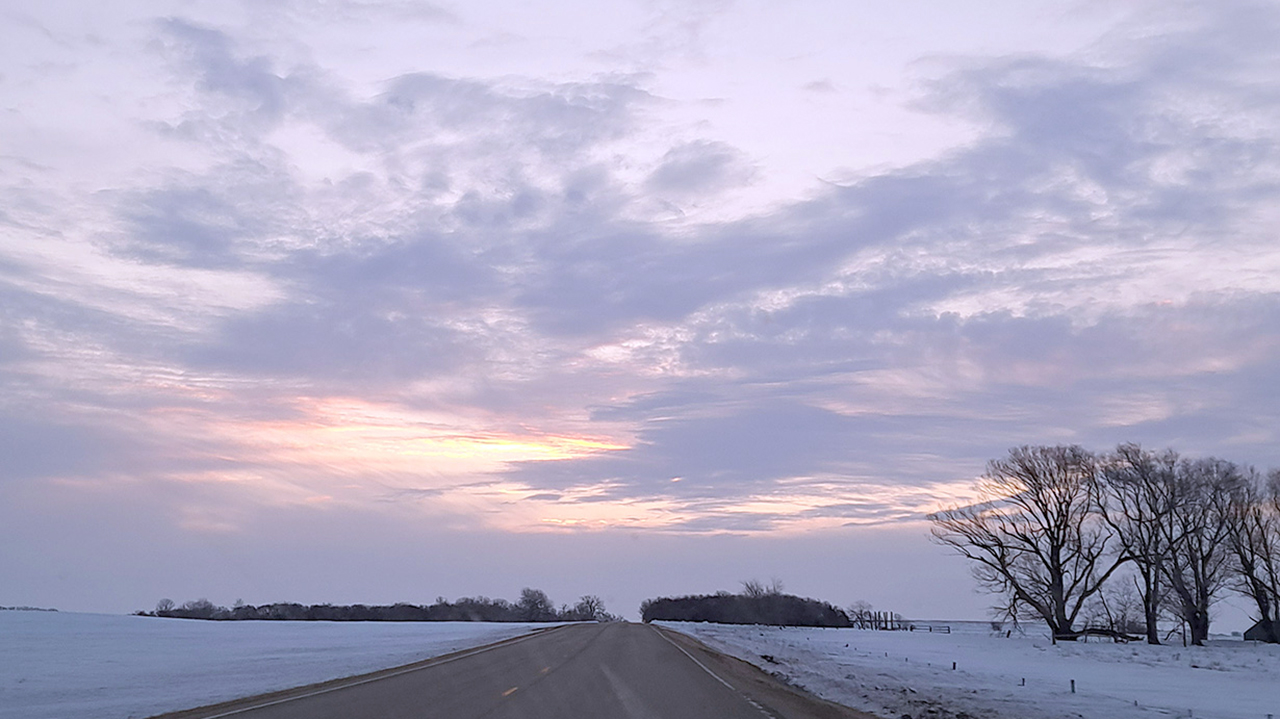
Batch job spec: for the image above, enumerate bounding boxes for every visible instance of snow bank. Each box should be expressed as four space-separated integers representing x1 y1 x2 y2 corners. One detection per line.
662 620 1280 719
0 611 543 719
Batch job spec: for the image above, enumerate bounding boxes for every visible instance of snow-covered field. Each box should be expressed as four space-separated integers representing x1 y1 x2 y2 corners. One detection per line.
663 621 1280 719
0 611 543 719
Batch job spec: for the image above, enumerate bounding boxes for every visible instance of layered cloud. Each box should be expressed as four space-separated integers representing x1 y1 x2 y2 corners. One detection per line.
2 0 1278 561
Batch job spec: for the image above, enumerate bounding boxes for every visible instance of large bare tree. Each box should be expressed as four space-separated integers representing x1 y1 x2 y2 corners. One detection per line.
1096 444 1179 644
1226 469 1280 644
931 445 1124 640
1161 458 1242 645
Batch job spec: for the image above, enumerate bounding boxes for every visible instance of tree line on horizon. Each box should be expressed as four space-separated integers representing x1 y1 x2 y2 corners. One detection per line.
931 443 1280 645
640 579 852 627
140 588 619 623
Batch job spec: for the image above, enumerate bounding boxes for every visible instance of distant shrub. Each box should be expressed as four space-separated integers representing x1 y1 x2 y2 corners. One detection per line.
640 592 851 627
145 588 612 623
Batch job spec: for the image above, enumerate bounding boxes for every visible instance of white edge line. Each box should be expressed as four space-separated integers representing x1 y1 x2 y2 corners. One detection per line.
196 626 565 719
651 624 773 718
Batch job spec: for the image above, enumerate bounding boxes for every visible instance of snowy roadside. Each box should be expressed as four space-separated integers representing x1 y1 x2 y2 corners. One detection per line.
1 611 545 719
660 621 1280 719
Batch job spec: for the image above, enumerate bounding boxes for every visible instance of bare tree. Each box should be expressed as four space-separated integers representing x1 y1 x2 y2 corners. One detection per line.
931 445 1124 640
1161 458 1242 645
1096 444 1179 644
1081 574 1145 637
572 595 607 621
182 598 218 617
1226 469 1280 643
739 578 783 598
516 588 556 622
847 600 874 629
155 598 175 614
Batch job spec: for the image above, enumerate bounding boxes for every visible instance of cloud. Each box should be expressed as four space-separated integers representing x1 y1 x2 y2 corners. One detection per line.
802 79 836 93
591 0 734 67
2 0 1280 561
644 140 755 195
153 17 298 128
488 1 1280 521
269 0 458 25
5 1 1280 629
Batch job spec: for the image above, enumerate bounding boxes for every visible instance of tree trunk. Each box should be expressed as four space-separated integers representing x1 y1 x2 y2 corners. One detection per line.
1143 597 1161 645
1188 610 1210 646
1139 565 1162 645
1264 619 1280 644
1050 617 1079 641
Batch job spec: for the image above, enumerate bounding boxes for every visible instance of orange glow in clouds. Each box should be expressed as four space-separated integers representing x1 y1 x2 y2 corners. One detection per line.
142 396 638 531
237 397 629 474
144 398 974 534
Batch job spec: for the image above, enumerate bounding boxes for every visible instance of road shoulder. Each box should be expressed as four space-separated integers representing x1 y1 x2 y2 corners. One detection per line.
653 625 879 719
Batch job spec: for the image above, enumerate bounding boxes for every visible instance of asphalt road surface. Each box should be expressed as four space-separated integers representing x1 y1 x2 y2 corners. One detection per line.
154 622 872 719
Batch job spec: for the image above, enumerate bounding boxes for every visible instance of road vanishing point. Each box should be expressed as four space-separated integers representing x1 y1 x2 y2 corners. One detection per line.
153 622 873 719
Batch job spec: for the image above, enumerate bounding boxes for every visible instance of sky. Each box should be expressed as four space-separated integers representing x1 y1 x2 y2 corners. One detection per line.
2 0 1278 626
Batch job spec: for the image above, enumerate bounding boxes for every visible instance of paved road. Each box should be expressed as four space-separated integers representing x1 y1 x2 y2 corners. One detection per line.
158 622 869 719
